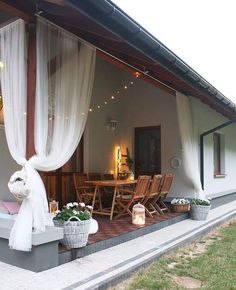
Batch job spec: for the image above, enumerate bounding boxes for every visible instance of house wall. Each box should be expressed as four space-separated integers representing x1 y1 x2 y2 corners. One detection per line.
0 127 20 201
84 58 123 174
86 57 236 199
1 57 236 201
85 57 193 197
191 97 236 197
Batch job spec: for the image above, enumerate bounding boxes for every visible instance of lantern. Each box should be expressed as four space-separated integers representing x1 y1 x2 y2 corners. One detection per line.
132 203 145 226
49 200 58 215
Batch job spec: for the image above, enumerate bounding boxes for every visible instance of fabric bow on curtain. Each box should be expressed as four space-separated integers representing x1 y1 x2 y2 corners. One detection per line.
0 18 96 251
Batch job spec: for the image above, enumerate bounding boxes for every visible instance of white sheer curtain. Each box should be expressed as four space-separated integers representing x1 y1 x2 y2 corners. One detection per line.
0 19 27 165
32 17 95 170
0 18 96 251
176 92 205 198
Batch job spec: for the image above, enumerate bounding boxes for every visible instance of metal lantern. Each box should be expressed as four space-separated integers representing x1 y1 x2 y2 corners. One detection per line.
132 203 145 226
49 200 59 215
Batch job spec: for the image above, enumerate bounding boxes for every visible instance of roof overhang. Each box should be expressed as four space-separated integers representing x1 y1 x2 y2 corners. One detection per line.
2 0 236 120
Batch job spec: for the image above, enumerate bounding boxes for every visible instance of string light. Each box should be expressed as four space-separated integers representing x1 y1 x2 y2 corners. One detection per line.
88 77 136 113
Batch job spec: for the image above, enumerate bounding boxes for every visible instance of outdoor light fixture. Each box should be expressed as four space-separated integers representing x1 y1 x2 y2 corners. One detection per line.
49 200 58 215
132 203 145 226
115 146 122 178
107 119 118 131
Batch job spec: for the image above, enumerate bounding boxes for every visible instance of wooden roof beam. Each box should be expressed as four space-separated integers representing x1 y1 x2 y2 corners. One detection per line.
0 1 33 22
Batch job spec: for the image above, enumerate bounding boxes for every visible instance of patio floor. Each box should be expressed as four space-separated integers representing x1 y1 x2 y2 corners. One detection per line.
58 210 188 265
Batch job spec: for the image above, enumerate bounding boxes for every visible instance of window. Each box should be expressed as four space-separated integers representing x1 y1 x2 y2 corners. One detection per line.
213 132 225 176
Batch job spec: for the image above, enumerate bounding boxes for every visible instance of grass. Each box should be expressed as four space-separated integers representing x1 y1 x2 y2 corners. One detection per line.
113 219 236 290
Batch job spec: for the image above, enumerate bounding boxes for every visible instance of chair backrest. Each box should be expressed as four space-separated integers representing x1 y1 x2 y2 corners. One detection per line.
87 172 101 181
134 175 151 197
103 173 114 180
160 173 174 194
149 175 163 195
73 172 88 190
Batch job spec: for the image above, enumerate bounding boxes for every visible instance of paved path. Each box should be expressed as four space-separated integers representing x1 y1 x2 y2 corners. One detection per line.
1 200 236 290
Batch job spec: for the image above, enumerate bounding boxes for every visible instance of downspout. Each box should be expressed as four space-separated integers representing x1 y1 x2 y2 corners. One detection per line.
200 120 233 189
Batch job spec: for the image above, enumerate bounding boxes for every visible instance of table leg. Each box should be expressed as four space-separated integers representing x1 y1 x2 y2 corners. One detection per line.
92 185 98 214
110 186 118 220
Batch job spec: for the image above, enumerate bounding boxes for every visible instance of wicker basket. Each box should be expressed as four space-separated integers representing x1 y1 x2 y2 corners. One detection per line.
172 203 190 213
55 216 91 248
190 205 211 220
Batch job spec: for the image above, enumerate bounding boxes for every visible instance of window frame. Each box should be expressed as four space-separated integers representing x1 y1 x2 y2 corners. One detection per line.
213 132 225 177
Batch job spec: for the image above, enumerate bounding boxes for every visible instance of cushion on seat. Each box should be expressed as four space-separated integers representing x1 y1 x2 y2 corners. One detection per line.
0 200 9 214
2 201 21 215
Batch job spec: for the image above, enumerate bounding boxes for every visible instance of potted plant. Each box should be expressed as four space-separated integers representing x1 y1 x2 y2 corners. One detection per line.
53 202 92 248
190 198 211 221
171 198 190 213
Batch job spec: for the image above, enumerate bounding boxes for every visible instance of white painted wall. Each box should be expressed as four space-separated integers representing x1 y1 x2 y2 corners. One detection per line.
86 57 193 197
0 127 20 201
191 97 236 197
86 57 236 198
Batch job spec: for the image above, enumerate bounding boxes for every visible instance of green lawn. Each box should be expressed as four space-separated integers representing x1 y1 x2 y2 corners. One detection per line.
115 219 236 290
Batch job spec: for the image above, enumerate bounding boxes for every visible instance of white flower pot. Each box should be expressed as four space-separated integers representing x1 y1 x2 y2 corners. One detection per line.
190 204 211 221
54 217 91 248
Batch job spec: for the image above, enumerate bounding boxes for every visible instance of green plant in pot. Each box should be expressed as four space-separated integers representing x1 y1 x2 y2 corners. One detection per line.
190 198 211 220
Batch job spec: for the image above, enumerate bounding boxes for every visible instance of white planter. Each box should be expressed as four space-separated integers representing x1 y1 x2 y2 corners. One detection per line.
190 205 211 221
54 217 91 248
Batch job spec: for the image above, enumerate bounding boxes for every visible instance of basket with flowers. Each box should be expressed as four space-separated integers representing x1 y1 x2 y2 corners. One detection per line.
171 198 190 213
53 202 92 248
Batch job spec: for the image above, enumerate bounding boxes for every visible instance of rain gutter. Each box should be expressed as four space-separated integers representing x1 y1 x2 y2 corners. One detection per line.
66 0 236 116
200 120 234 189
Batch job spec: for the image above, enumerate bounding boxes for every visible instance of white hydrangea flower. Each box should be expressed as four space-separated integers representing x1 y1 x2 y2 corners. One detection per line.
171 198 190 205
79 202 85 207
73 202 78 207
86 205 93 210
66 202 73 208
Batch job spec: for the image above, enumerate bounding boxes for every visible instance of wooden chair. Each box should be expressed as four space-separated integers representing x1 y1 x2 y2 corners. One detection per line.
152 173 174 214
100 173 114 207
73 173 95 205
114 175 151 219
102 173 114 180
142 174 163 217
87 172 101 181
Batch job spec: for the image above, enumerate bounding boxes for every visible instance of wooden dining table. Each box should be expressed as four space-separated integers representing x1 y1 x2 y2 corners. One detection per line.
85 179 137 220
